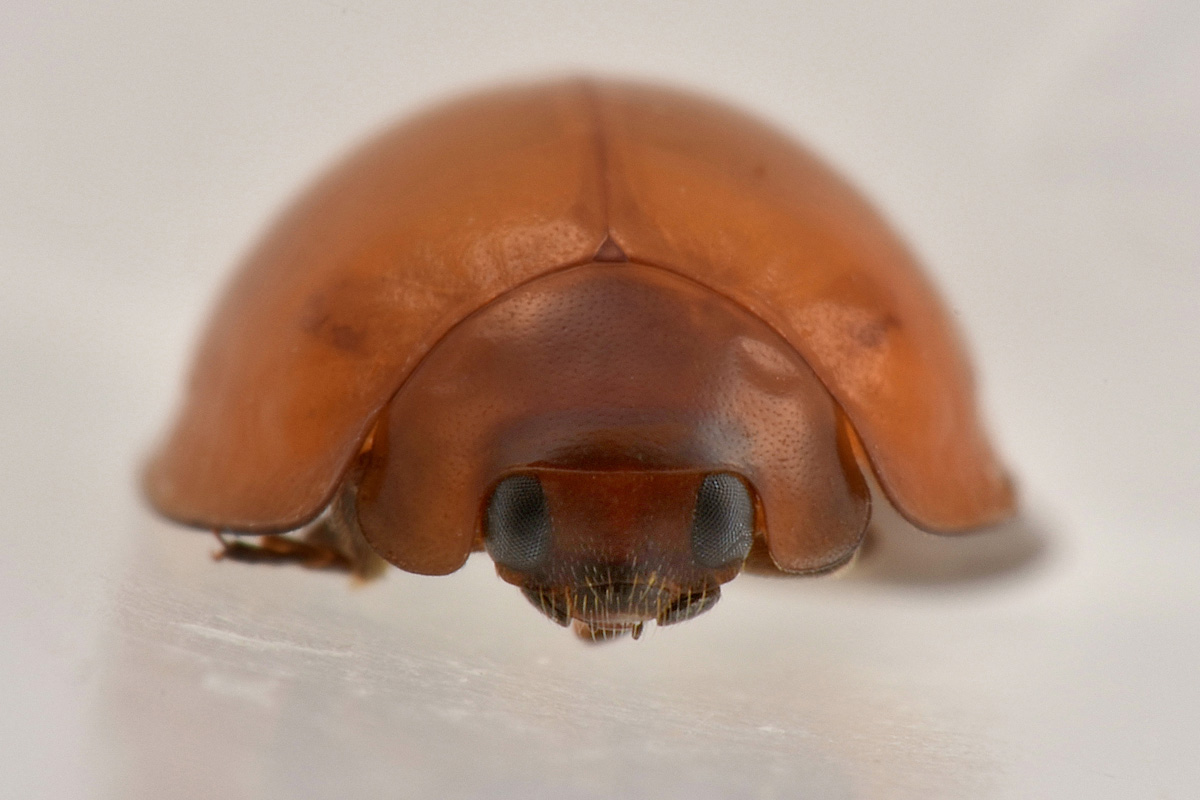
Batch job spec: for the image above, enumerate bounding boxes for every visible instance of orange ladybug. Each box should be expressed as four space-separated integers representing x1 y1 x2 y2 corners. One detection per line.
145 80 1014 639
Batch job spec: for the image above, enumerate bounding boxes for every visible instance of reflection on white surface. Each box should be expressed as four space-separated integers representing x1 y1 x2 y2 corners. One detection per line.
2 1 1199 797
98 511 1044 800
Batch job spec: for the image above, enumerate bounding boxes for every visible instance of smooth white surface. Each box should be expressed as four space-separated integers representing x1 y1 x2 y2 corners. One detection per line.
2 2 1197 798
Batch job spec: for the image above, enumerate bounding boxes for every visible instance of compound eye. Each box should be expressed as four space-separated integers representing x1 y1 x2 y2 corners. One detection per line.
691 473 755 568
485 474 552 570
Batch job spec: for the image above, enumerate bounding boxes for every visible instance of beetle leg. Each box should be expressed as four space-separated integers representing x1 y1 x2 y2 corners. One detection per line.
301 514 388 583
210 529 352 572
319 477 389 582
207 477 388 583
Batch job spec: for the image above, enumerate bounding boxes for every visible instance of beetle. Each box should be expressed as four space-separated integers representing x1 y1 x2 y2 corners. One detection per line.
145 79 1014 640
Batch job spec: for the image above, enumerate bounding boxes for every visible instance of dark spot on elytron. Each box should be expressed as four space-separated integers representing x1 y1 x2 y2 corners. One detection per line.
326 323 366 352
299 293 369 354
854 313 900 349
752 163 767 179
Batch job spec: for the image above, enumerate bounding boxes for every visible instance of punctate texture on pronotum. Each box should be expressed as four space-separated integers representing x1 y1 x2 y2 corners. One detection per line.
145 79 1014 640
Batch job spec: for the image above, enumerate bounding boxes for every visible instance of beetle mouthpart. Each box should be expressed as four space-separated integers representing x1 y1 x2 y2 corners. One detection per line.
568 586 724 641
519 577 703 637
567 581 677 627
520 586 572 627
572 619 646 642
657 585 721 626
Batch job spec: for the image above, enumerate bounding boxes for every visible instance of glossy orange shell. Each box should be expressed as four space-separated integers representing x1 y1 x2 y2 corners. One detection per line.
146 79 1013 552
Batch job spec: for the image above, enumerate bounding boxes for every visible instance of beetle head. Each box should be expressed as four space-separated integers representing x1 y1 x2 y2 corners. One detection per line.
483 467 755 639
352 263 872 632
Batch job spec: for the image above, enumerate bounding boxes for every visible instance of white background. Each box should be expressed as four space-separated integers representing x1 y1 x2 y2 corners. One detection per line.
2 2 1198 798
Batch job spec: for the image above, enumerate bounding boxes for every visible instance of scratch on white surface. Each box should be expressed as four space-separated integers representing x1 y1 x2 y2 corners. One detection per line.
201 671 279 708
177 622 353 658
